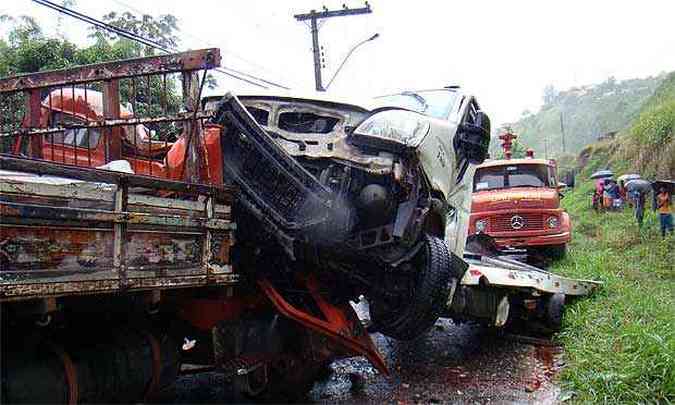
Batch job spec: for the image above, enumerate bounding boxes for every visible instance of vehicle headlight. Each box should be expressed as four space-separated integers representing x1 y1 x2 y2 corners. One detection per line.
352 110 431 149
475 219 488 233
546 216 559 229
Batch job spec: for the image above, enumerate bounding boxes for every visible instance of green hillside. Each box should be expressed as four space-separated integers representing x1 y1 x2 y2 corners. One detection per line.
579 71 675 179
551 71 675 403
506 75 666 159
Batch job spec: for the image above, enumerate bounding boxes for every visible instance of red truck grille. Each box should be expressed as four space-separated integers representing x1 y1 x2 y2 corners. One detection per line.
490 213 544 232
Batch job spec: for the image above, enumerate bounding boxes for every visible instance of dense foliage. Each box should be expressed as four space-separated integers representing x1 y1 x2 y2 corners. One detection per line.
0 12 212 143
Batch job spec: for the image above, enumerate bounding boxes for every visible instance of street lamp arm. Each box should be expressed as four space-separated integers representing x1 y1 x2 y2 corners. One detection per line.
325 33 379 90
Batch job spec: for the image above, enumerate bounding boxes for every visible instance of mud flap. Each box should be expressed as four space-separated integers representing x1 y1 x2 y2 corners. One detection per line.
211 94 338 236
258 275 388 375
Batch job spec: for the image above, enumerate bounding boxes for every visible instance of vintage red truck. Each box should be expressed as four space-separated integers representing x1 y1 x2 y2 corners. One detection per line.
467 131 571 259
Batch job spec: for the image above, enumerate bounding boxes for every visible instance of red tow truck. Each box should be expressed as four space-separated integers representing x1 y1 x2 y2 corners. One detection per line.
467 131 571 259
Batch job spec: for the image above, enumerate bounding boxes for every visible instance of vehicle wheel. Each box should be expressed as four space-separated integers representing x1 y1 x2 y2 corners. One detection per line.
546 244 567 260
544 293 565 333
370 234 454 340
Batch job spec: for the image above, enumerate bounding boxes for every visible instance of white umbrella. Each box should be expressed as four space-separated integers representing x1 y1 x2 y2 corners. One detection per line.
617 174 640 183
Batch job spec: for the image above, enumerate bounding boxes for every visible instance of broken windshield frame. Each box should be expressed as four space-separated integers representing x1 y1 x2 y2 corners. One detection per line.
374 89 460 120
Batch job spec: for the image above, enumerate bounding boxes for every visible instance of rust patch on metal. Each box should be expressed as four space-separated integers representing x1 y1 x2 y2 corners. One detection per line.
0 49 221 92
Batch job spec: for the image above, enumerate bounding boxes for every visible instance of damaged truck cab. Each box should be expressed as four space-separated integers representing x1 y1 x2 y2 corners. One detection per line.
209 87 490 340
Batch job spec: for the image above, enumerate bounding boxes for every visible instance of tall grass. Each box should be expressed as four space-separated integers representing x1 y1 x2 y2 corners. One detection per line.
553 180 675 403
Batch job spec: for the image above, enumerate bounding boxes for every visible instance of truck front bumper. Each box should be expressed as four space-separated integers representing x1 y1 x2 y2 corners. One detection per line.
492 230 571 248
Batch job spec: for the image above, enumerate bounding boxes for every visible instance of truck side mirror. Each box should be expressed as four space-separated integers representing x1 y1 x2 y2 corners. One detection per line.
557 182 568 198
455 111 491 165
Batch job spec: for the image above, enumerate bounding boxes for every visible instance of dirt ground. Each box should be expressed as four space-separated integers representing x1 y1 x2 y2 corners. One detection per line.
176 302 564 404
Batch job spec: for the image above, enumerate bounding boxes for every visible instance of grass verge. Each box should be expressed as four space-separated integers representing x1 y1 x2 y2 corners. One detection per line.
553 180 675 403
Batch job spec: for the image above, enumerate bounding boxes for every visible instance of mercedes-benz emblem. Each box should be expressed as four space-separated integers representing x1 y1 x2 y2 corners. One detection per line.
510 215 525 230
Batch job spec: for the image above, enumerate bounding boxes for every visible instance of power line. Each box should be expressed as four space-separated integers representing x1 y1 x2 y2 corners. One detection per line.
109 0 287 82
32 0 290 90
32 0 269 88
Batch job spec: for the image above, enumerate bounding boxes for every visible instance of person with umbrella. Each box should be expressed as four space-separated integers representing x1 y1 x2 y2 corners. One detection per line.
604 179 621 210
618 174 640 208
591 170 614 211
635 189 647 228
593 179 605 212
626 179 651 228
656 186 673 237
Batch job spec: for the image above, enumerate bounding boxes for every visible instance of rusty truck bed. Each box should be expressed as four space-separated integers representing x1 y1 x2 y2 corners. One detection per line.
0 155 237 302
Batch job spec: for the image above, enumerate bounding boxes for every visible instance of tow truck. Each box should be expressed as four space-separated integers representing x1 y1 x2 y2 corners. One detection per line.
467 130 572 259
445 235 600 333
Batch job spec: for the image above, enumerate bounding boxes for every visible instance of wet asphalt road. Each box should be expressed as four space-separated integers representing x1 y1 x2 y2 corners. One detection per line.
176 254 563 404
176 308 563 404
308 319 563 404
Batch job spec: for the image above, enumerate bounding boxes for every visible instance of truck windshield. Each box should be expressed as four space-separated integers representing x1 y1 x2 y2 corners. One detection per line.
374 90 459 120
474 164 553 191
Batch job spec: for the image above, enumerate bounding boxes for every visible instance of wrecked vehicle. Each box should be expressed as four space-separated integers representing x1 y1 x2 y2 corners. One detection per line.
208 87 491 340
0 49 388 403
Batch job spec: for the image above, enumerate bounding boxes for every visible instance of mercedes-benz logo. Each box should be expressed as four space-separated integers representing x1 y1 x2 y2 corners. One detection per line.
510 215 525 230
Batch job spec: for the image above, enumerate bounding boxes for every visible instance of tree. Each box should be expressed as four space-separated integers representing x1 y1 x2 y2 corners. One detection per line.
89 12 179 56
0 11 201 143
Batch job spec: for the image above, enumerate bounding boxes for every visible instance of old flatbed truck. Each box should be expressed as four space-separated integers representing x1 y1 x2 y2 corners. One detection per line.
0 49 385 403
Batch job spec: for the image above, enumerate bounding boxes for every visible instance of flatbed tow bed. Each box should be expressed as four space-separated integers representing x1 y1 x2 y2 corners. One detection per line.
448 251 601 333
461 253 599 296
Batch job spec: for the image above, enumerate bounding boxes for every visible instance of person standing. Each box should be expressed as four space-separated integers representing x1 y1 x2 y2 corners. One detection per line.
634 190 646 228
619 180 631 207
593 179 604 212
656 186 673 237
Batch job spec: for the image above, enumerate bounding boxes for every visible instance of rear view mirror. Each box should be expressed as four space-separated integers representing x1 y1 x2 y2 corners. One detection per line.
456 111 491 165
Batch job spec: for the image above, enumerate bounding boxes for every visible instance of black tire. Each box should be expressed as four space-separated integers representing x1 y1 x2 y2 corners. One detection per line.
370 234 454 340
544 293 565 333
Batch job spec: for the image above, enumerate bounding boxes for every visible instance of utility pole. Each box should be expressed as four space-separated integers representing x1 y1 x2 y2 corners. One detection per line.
294 3 373 91
560 111 566 154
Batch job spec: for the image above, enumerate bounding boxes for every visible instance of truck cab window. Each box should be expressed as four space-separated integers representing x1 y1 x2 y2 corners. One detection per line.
45 112 101 148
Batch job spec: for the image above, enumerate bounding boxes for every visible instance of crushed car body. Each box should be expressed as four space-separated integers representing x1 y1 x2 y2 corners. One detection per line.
209 87 491 340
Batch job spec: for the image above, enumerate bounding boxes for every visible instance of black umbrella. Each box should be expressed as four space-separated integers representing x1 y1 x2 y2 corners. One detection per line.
652 180 675 194
625 179 651 193
590 169 614 179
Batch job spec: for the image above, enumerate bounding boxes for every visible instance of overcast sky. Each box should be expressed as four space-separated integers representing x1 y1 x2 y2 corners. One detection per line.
3 0 675 127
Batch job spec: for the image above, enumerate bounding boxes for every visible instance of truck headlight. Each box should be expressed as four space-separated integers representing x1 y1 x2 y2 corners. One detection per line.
352 110 431 149
475 219 488 233
546 216 559 229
